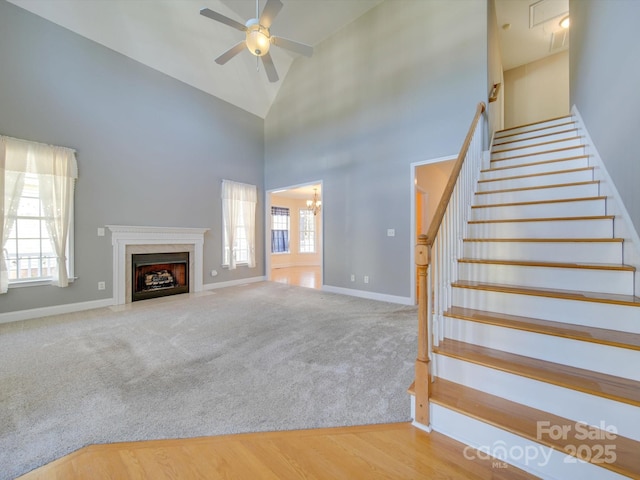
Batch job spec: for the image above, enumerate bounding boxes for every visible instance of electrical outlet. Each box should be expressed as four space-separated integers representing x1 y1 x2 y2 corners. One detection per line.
387 229 395 237
350 274 355 282
364 276 369 284
98 281 106 290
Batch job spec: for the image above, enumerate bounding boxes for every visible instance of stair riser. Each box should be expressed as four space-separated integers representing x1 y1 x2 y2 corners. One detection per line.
467 218 614 239
495 117 575 138
428 403 627 480
493 127 578 148
492 138 584 161
450 287 640 331
474 183 600 205
457 263 634 296
470 198 606 221
482 156 589 180
478 169 594 192
434 355 640 443
443 318 640 380
462 240 622 263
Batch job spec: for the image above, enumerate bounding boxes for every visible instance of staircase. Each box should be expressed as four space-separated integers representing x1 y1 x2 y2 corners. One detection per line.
417 116 640 479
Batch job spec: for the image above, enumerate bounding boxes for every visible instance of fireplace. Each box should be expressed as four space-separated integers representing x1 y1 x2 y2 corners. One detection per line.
107 225 209 305
132 252 189 302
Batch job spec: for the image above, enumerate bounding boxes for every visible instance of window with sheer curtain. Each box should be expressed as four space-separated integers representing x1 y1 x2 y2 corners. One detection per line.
1 136 77 293
221 179 257 269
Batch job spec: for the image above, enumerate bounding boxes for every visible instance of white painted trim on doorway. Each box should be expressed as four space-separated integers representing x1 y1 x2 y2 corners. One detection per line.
409 154 458 305
266 180 324 286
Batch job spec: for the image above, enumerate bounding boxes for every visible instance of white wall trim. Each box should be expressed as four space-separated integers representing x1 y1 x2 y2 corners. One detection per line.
571 106 640 295
203 276 266 291
322 285 412 305
0 298 114 325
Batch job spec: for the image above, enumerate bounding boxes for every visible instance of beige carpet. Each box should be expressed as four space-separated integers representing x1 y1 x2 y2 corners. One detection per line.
0 282 418 479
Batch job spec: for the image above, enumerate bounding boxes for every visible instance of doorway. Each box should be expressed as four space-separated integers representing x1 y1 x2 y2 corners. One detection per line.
410 156 457 303
266 182 323 290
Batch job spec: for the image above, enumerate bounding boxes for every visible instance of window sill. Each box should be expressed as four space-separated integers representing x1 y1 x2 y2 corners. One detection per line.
8 277 77 289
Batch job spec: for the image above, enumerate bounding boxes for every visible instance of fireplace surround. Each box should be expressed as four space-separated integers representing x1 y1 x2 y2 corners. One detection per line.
107 225 209 305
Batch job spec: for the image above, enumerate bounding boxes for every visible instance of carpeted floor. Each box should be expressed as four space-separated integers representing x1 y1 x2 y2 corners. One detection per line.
0 282 418 479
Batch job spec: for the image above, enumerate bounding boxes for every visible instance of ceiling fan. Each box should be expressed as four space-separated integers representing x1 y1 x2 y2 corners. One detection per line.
200 0 314 82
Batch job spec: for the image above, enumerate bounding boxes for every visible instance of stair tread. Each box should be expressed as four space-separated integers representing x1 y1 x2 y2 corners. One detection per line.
452 280 640 307
468 215 614 224
478 167 593 184
495 115 573 135
434 339 640 406
430 378 640 478
471 196 605 209
445 306 640 350
484 155 588 173
458 258 635 272
492 136 583 155
493 128 579 147
476 180 598 196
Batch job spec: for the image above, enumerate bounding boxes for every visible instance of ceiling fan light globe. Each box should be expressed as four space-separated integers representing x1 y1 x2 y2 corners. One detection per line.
246 23 271 56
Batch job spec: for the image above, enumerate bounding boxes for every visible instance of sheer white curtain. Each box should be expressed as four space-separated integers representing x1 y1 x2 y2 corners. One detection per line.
221 179 257 270
0 136 77 292
35 144 77 287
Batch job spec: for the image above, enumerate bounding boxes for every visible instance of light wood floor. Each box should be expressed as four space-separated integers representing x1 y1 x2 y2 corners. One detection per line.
271 265 321 290
18 422 538 479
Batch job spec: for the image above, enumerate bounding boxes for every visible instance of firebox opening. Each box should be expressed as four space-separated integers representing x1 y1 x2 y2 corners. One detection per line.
132 252 189 302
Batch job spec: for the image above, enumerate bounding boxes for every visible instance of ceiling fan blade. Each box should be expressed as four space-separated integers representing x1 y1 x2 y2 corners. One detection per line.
215 41 247 65
271 36 313 57
200 8 247 32
261 52 279 83
259 0 283 28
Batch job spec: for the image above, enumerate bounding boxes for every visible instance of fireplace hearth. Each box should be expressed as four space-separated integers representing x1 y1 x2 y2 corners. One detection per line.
132 252 189 301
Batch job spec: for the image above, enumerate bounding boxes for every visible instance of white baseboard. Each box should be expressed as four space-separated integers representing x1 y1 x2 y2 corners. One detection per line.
202 276 266 291
322 285 413 305
0 298 114 325
572 105 640 295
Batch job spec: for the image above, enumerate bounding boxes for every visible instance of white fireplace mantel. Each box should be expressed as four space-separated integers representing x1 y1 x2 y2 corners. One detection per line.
107 225 209 305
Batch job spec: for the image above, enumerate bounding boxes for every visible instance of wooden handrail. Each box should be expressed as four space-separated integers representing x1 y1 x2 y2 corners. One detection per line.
424 102 486 246
413 101 486 428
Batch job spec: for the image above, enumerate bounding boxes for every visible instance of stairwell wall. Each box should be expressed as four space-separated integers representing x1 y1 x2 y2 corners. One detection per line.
570 0 640 237
264 0 488 300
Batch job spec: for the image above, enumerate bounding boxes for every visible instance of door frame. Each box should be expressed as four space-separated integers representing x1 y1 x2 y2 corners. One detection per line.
266 180 324 286
409 155 457 304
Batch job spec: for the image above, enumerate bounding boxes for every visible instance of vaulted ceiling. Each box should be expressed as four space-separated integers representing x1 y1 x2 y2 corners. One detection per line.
7 0 569 119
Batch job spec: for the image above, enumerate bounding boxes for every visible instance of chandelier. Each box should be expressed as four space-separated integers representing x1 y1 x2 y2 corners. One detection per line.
306 188 322 216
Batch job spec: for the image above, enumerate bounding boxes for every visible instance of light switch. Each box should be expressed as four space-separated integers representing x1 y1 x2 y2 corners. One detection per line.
97 227 105 237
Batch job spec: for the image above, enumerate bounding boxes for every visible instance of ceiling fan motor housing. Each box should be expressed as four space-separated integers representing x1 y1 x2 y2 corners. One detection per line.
245 18 271 56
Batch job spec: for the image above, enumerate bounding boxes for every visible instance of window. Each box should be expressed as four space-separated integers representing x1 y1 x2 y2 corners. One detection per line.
1 136 77 293
299 209 316 253
271 206 290 253
221 179 257 269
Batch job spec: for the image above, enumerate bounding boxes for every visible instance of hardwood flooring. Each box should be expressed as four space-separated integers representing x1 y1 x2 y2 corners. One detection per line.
17 423 539 480
271 266 321 290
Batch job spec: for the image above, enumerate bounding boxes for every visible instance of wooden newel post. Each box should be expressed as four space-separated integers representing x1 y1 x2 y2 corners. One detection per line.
415 234 431 426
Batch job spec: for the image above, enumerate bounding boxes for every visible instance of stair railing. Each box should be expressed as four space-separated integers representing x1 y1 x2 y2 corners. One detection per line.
414 102 486 427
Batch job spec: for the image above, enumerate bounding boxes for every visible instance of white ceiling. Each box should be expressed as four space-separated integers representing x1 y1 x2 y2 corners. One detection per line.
495 0 569 70
7 0 569 118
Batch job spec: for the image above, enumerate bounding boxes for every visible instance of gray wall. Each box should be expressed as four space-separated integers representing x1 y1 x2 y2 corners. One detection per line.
264 0 488 298
570 0 640 233
0 0 264 314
